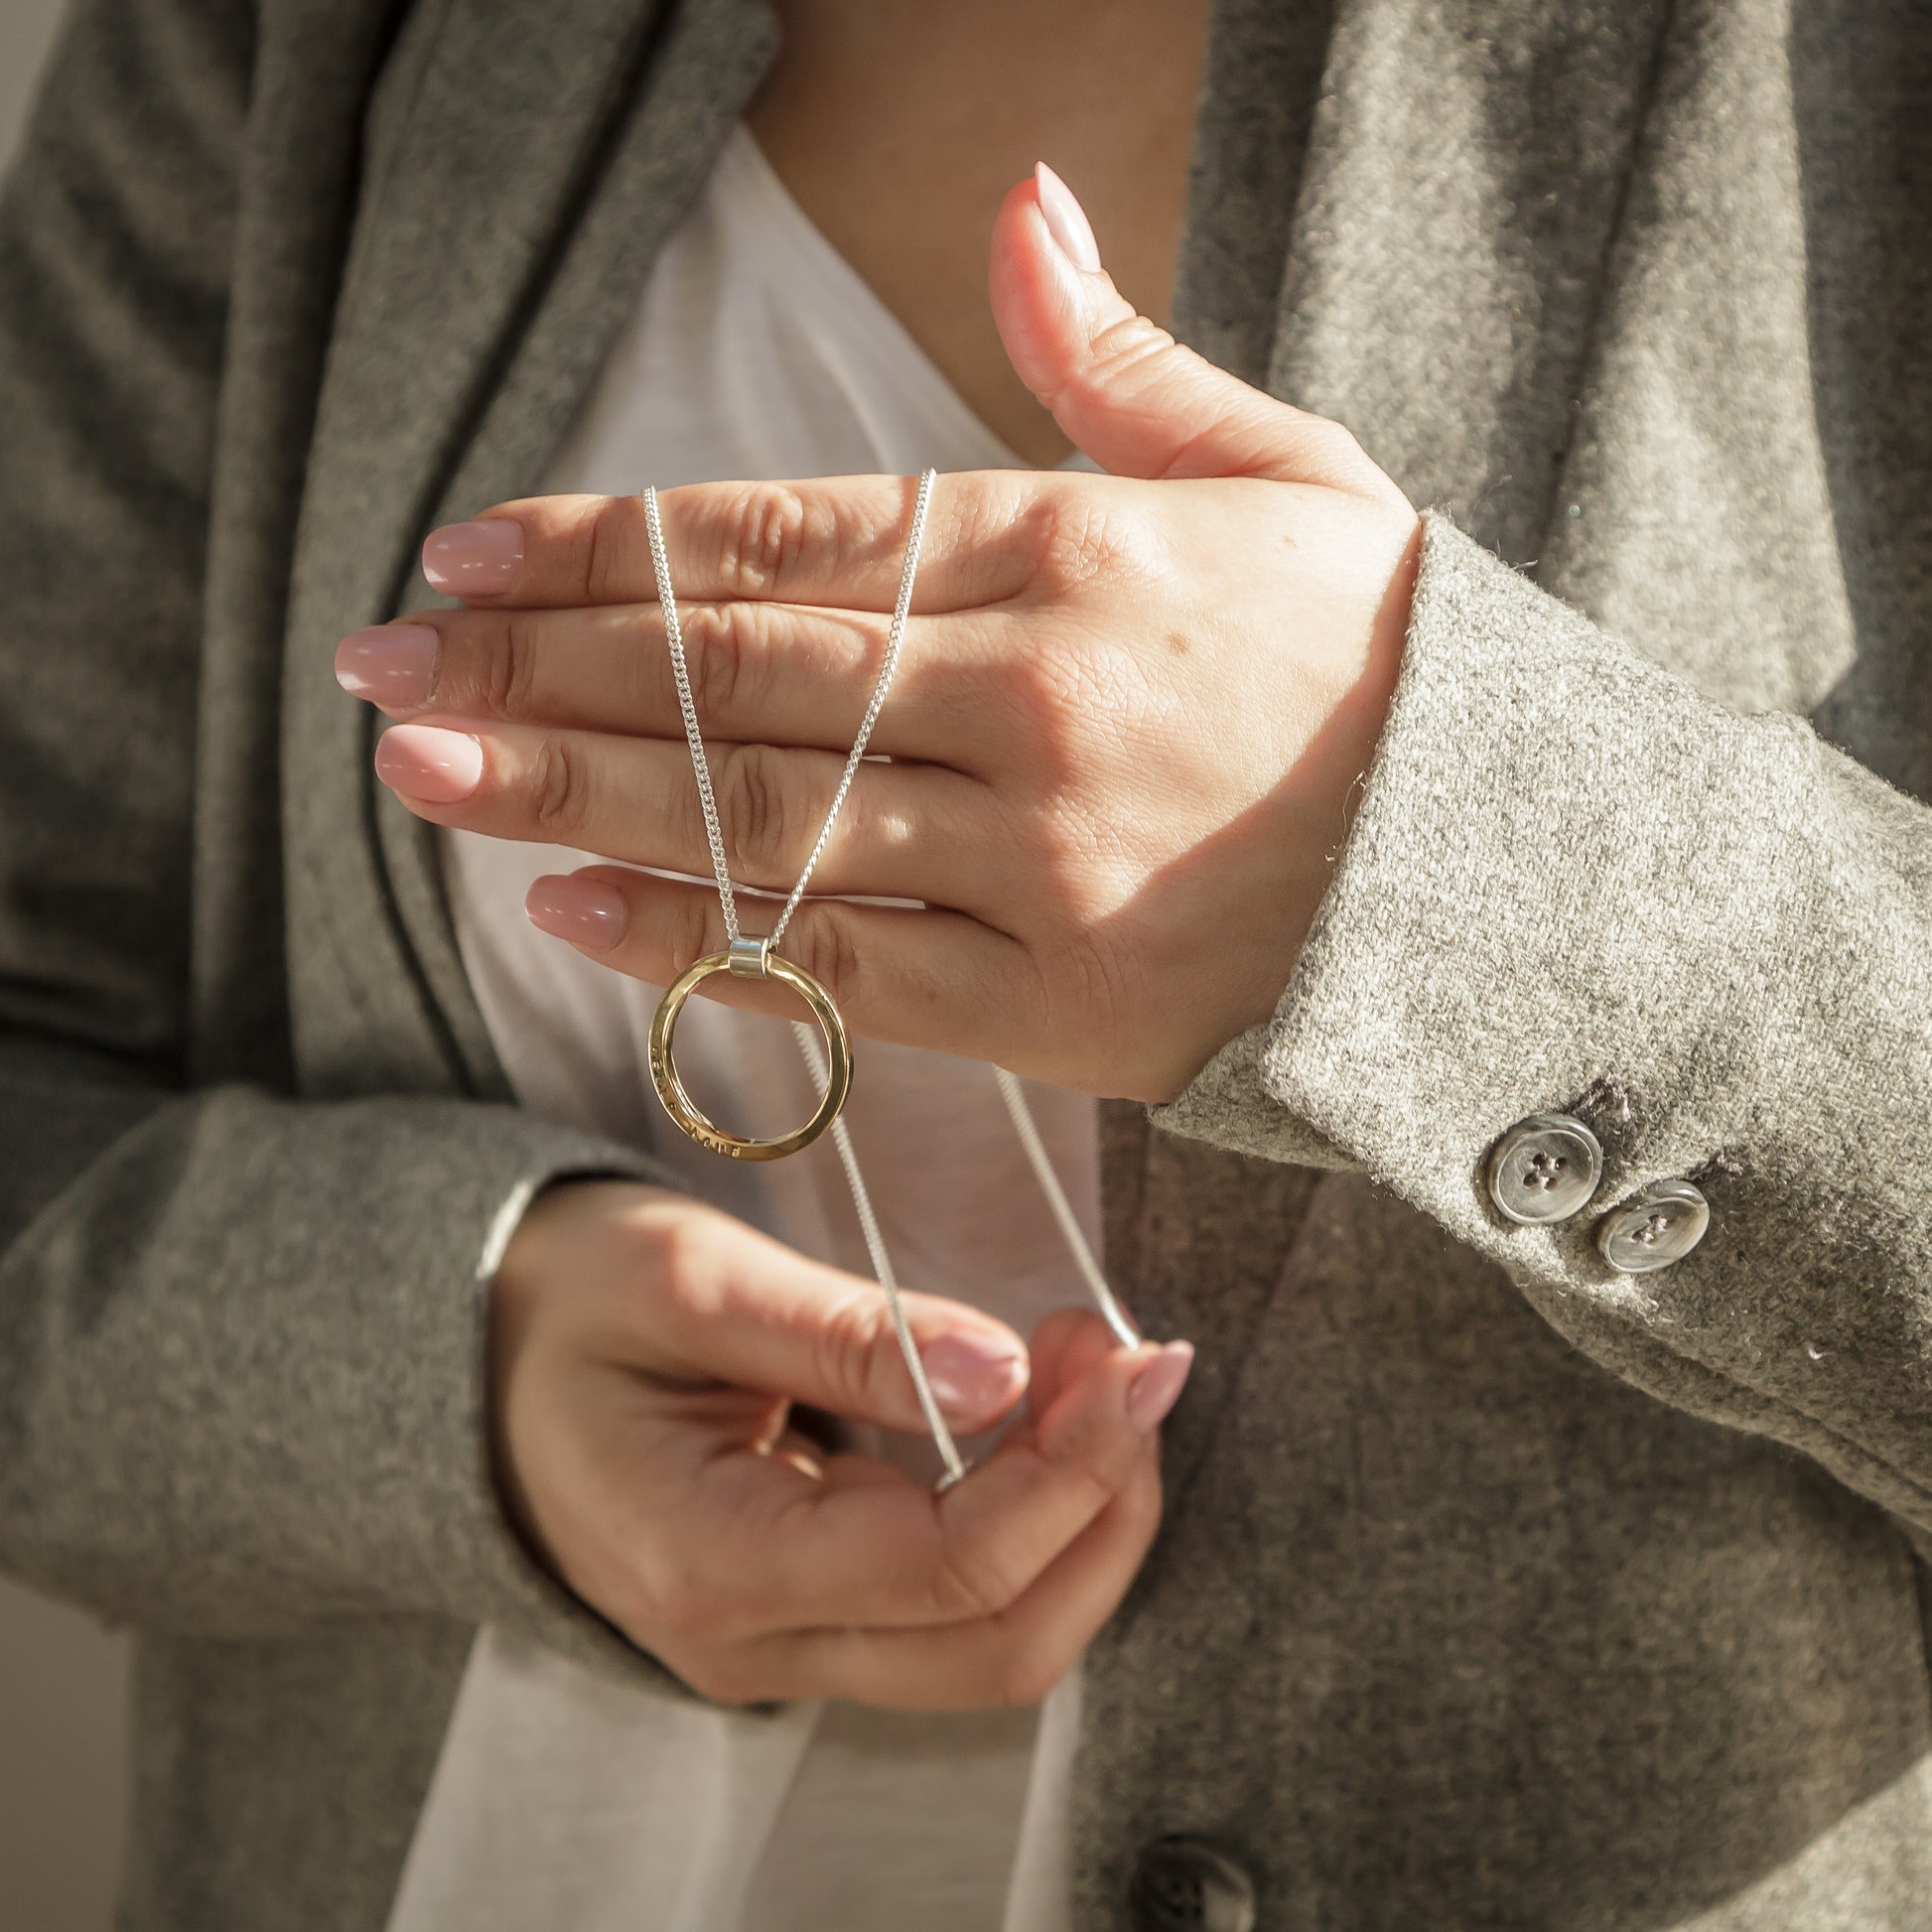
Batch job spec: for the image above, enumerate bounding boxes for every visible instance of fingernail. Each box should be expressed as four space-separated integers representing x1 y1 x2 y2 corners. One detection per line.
525 874 628 952
1035 163 1103 274
422 518 524 597
374 724 483 802
922 1333 1030 1426
335 623 438 706
1126 1341 1194 1431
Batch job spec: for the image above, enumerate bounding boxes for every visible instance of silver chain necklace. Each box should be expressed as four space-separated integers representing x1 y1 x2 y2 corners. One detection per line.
641 471 1136 1484
649 471 933 965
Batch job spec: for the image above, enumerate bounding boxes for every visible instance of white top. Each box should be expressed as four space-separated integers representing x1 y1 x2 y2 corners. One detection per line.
384 126 1101 1932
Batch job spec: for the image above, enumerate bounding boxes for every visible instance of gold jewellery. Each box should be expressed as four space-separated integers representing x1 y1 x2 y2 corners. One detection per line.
647 940 850 1161
640 470 937 1162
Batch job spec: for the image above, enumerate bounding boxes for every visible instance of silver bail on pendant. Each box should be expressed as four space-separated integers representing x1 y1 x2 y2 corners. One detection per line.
727 935 772 980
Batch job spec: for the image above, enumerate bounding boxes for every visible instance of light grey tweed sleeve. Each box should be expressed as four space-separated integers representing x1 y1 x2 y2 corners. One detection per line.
1157 511 1932 1532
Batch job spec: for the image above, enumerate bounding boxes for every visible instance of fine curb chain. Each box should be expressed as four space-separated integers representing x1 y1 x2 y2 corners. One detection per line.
643 470 936 952
994 1067 1140 1352
792 1020 972 1487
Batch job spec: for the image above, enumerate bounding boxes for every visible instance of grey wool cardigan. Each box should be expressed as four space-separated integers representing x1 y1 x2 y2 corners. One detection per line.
7 0 1932 1925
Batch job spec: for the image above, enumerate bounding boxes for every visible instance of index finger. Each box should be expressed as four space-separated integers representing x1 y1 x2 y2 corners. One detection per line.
421 473 1063 614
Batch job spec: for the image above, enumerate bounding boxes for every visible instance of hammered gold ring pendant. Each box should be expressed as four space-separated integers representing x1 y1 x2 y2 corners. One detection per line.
647 938 851 1161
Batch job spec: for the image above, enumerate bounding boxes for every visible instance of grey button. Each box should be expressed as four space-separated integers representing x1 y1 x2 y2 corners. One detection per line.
1486 1112 1604 1225
1596 1179 1711 1273
1130 1836 1256 1932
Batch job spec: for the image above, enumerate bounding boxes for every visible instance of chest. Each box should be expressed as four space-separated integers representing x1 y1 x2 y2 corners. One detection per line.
744 0 1212 467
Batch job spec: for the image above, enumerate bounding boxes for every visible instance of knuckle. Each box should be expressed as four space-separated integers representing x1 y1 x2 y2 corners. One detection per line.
998 663 1122 808
995 621 1157 803
631 1197 718 1300
1038 484 1146 596
1319 418 1368 468
1087 310 1178 392
1009 794 1082 905
716 742 796 881
1060 928 1142 1030
478 612 541 719
582 496 636 605
528 735 589 839
945 478 1062 607
717 483 811 596
788 906 867 1012
620 1543 706 1642
1034 491 1107 599
1035 1391 1131 1501
636 1559 758 1669
807 1286 889 1415
683 602 753 720
665 886 720 975
1305 416 1373 488
1294 411 1393 499
927 1544 1024 1625
1001 648 1082 773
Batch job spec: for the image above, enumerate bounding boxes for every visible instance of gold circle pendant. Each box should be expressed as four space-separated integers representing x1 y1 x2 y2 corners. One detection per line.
648 950 851 1161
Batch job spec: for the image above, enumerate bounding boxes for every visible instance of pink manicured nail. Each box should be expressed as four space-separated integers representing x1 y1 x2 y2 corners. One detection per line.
1035 163 1103 273
1126 1341 1194 1431
526 874 628 951
374 724 483 802
422 518 524 597
335 623 438 706
922 1333 1030 1426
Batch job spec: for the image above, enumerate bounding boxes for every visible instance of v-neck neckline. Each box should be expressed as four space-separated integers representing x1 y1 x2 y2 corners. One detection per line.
721 122 1089 475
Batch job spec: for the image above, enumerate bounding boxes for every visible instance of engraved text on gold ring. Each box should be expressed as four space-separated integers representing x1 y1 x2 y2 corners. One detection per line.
647 951 851 1161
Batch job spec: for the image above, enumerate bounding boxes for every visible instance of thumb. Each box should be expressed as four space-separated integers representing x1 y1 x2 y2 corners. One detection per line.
642 1208 1032 1436
989 164 1386 492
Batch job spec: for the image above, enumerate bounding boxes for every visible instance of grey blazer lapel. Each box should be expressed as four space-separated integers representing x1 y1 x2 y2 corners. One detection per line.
1265 0 1674 564
281 0 776 1097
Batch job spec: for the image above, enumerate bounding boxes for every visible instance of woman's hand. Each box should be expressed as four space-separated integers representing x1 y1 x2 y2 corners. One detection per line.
490 1179 1184 1710
341 171 1419 1101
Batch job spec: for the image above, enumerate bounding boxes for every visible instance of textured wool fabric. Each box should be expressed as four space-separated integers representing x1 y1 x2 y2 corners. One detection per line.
7 0 1932 1928
1160 510 1932 1545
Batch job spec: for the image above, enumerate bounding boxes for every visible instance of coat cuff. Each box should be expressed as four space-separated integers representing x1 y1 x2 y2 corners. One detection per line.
1155 508 1792 1241
1147 509 1932 1527
1 1083 692 1692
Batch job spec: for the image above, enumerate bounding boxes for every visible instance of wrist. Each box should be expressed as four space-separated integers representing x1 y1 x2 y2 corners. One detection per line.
485 1178 668 1585
1165 507 1420 1100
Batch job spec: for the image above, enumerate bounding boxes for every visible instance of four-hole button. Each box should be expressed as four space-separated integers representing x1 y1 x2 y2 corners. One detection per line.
1486 1112 1604 1226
